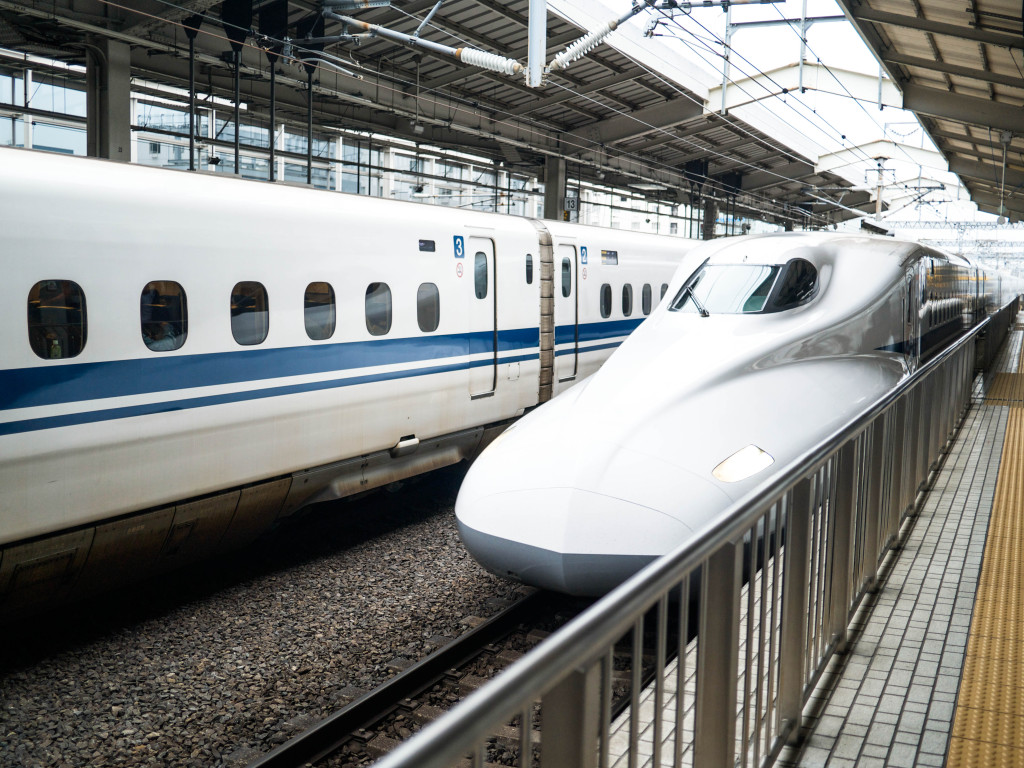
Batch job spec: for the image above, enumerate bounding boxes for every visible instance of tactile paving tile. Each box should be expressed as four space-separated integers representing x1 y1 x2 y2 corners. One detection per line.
949 371 1024 768
984 373 1024 404
947 733 1024 768
955 676 1024 718
952 707 1024 749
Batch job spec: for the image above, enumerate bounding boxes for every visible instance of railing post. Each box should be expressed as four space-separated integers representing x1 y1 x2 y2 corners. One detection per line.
889 397 908 520
778 479 812 746
541 663 600 768
695 540 742 767
863 417 885 590
829 439 857 653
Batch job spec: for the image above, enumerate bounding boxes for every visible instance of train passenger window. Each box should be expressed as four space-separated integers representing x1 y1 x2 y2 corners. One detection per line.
642 284 653 315
304 282 336 341
622 284 633 317
366 282 392 336
141 281 187 352
28 280 87 360
231 281 269 345
526 254 534 285
417 283 440 332
474 252 488 300
661 283 669 300
600 284 612 318
561 257 572 297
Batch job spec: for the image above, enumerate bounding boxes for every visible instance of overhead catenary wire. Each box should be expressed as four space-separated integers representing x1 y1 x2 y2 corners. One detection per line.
766 3 943 172
90 0 841 225
647 3 887 173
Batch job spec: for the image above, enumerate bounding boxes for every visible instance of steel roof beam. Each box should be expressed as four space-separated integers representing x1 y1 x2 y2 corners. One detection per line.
882 52 1024 90
936 143 1022 168
849 7 1023 50
928 128 1019 151
125 0 223 37
741 160 815 191
948 156 1024 189
579 97 703 145
903 84 1024 133
966 189 1024 219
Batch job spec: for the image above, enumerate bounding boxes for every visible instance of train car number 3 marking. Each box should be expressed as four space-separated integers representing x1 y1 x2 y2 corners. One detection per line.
453 236 465 258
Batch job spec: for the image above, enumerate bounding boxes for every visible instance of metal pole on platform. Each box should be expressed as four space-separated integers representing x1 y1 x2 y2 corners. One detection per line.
185 15 202 171
527 0 546 87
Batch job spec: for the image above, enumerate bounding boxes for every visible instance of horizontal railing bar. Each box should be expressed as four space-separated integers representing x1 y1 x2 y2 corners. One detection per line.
373 315 996 768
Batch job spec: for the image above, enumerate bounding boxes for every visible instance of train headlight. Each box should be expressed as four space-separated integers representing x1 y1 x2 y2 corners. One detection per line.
712 445 774 483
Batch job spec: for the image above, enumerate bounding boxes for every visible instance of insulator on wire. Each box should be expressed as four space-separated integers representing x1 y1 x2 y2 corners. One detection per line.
457 47 523 76
550 22 617 71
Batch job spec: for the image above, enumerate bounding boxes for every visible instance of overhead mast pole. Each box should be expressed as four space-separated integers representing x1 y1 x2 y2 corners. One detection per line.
527 0 546 88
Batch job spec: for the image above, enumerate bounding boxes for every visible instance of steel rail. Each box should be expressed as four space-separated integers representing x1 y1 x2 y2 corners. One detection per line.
246 590 549 768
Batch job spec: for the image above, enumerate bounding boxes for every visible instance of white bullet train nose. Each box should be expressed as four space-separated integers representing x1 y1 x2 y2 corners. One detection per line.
455 423 733 595
456 486 690 595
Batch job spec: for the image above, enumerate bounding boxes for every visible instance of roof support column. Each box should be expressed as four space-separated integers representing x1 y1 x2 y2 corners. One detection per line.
543 156 567 221
702 197 718 240
85 37 131 161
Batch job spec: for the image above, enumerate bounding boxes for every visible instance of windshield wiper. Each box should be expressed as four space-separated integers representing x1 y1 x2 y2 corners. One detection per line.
683 283 710 317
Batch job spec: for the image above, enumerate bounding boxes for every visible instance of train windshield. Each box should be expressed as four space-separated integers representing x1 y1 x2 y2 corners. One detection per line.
671 258 818 315
672 264 780 314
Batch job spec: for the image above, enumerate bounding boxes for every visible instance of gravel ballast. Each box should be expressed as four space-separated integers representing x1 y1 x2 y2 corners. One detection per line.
1 466 528 767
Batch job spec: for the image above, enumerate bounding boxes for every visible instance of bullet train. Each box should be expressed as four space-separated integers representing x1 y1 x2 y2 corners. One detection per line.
0 146 695 613
456 231 1022 595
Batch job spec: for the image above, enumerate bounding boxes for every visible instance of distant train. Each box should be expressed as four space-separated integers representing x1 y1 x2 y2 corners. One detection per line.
456 231 1022 595
0 147 695 612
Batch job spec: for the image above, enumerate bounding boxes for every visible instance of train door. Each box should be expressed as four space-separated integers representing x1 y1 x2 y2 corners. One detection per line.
554 244 578 382
469 237 497 397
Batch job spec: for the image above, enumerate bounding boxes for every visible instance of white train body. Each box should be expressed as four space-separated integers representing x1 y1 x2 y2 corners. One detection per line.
0 147 693 607
456 231 1021 595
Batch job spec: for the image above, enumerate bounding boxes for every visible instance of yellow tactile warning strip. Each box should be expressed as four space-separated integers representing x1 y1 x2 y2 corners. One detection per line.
984 329 1024 403
983 373 1024 404
948 372 1024 767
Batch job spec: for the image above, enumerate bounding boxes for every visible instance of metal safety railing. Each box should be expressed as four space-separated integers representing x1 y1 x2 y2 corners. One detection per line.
372 304 1016 768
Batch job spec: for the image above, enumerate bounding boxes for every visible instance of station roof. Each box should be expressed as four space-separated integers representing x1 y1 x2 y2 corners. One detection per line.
0 0 874 228
837 0 1024 221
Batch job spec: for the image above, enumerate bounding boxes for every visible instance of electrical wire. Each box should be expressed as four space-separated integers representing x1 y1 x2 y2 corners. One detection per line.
767 3 942 172
91 0 843 224
649 5 886 172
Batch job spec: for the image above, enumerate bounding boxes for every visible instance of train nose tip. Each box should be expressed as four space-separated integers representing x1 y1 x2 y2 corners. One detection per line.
455 488 694 596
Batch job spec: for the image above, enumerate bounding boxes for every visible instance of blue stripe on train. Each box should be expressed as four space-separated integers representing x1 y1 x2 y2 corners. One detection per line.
0 352 542 437
0 318 645 434
1 327 537 410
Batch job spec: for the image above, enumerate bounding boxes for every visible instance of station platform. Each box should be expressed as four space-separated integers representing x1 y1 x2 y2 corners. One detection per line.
607 322 1024 768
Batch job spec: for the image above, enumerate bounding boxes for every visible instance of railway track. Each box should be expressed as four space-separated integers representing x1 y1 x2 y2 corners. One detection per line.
246 591 663 768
